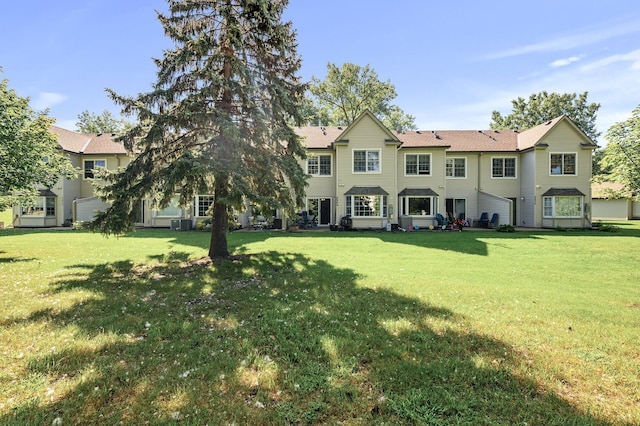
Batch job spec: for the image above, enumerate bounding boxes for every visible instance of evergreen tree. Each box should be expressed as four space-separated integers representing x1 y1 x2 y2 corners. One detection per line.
93 0 307 259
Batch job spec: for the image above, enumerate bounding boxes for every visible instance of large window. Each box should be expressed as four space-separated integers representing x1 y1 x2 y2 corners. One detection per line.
21 197 55 217
195 195 214 217
543 196 582 218
346 195 387 217
307 154 332 176
405 154 431 176
492 157 516 178
83 159 106 179
400 197 433 216
445 158 466 178
550 153 576 175
353 150 380 173
155 196 182 217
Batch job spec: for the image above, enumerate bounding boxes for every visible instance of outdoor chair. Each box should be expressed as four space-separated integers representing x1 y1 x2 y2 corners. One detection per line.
435 213 449 229
478 212 489 228
300 211 313 229
487 213 499 229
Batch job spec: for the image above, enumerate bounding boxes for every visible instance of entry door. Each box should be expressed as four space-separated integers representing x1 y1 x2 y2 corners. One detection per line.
135 200 145 226
446 198 466 220
307 198 332 225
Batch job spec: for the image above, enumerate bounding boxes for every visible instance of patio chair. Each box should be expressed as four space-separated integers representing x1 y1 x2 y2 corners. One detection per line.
478 212 489 228
300 211 313 229
435 213 449 229
487 213 499 229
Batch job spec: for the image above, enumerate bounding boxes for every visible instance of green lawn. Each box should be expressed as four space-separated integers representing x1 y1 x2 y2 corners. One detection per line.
1 224 638 425
0 209 13 228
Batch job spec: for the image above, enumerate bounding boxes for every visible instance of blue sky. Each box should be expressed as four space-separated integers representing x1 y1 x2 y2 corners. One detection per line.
1 0 639 144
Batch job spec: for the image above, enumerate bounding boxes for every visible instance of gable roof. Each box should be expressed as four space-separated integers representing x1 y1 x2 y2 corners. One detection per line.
51 125 128 155
295 112 593 153
517 115 598 150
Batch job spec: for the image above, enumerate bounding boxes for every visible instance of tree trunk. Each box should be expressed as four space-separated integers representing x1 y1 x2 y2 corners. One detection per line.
209 178 230 259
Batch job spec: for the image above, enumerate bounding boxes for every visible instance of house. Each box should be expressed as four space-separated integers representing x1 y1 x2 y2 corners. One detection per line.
13 111 597 229
299 111 596 229
591 182 640 220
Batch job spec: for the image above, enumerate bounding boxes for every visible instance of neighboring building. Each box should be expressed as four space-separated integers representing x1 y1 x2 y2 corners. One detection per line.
13 111 598 229
591 182 640 220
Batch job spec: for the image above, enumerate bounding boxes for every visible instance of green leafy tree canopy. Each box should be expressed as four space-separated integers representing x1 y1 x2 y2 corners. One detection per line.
308 62 416 130
0 71 76 210
490 91 601 141
601 105 640 193
75 109 132 134
93 0 307 259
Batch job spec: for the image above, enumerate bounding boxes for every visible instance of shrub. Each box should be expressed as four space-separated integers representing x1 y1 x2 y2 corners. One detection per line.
496 224 515 232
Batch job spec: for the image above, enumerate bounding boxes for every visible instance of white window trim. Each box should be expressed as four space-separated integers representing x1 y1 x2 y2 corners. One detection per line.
21 196 56 217
83 159 107 180
549 152 578 176
445 157 467 179
352 149 382 174
404 153 432 177
346 195 387 218
543 196 584 218
400 196 436 217
491 156 517 179
306 153 333 177
194 195 214 217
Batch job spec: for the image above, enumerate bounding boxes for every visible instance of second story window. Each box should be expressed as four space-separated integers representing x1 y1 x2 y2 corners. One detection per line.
492 157 516 178
405 154 431 176
83 159 106 179
307 154 332 176
353 150 380 173
550 153 576 175
445 158 466 178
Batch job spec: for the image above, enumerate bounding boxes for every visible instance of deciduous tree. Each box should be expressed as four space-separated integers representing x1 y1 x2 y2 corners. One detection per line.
308 62 416 130
0 72 76 210
76 109 131 134
93 0 307 259
600 105 640 193
490 91 601 141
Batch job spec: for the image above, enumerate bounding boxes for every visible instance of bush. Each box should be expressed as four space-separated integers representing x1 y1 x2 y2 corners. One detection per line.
496 224 515 232
597 223 620 232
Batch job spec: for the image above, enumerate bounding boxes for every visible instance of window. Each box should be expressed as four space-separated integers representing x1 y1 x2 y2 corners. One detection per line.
155 196 181 217
84 159 106 179
550 153 576 175
346 195 387 217
22 197 55 217
405 154 431 176
307 154 332 176
543 196 583 218
445 158 466 178
353 150 380 173
492 157 516 178
195 195 214 217
400 197 433 216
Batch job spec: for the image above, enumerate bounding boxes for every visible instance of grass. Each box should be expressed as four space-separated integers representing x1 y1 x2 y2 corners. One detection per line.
1 223 639 425
0 209 13 228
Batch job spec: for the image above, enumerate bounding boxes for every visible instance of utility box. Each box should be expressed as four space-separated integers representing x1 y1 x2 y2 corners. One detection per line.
399 216 413 230
171 219 192 231
171 219 180 230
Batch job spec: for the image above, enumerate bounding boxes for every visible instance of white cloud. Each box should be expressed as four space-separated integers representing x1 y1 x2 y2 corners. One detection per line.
549 56 581 68
485 19 640 60
31 92 67 111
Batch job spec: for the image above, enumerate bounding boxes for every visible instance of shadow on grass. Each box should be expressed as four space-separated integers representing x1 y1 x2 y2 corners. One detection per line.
2 250 610 425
